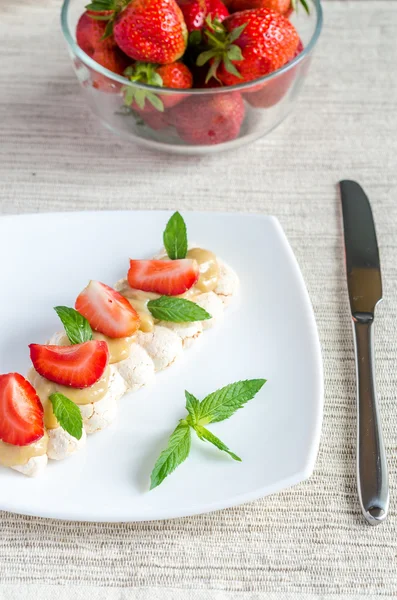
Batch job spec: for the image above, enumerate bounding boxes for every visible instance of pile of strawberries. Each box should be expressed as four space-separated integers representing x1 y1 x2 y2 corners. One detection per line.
76 0 308 144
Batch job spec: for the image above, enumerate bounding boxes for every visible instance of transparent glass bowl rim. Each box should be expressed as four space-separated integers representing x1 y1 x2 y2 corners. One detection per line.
61 0 323 95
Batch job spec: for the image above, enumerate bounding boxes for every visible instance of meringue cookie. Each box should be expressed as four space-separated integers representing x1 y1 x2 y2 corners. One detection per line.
47 427 87 461
117 343 155 392
194 292 224 329
12 455 48 478
136 326 183 371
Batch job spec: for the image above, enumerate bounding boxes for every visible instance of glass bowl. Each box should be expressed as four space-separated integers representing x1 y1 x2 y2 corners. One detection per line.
61 0 322 154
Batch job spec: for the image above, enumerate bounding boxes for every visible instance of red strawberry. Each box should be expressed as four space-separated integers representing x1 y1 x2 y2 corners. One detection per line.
198 9 299 86
140 110 172 130
206 0 229 21
227 0 290 14
75 281 140 338
128 259 199 295
76 12 129 92
0 373 44 447
29 341 109 389
244 38 303 107
124 62 192 112
177 0 208 32
171 92 245 145
113 0 187 64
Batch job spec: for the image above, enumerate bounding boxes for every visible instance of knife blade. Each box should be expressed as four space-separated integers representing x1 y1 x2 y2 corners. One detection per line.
340 180 389 525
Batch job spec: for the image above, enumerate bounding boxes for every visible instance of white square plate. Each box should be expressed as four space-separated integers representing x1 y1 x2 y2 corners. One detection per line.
0 211 323 521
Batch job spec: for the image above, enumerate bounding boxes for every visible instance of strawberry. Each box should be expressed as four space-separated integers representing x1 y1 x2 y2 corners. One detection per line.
177 0 208 32
128 259 199 295
171 92 244 144
244 38 303 107
75 280 140 338
29 341 109 389
0 373 44 447
76 11 129 92
206 0 229 21
197 9 299 86
124 62 192 112
140 110 172 130
227 0 290 14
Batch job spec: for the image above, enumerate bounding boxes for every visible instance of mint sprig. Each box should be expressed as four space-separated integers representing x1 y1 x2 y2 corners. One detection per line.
163 211 188 260
148 296 211 323
54 306 92 345
150 378 266 489
150 421 191 490
49 393 84 440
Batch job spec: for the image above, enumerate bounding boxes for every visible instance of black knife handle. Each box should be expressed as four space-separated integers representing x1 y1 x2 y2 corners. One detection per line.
353 315 389 525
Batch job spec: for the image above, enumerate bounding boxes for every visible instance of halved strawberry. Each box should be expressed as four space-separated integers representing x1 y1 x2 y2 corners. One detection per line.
75 280 140 339
128 259 199 295
0 373 44 446
29 341 109 388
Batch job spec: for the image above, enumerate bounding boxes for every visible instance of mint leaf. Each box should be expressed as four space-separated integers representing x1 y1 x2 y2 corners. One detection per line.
197 379 266 424
150 421 191 490
147 297 211 323
185 390 200 425
54 306 92 345
49 393 83 440
194 425 241 461
163 211 188 260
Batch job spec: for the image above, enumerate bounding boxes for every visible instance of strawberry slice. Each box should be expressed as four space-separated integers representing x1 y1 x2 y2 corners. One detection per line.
29 341 109 388
128 259 199 296
75 280 140 338
0 373 44 446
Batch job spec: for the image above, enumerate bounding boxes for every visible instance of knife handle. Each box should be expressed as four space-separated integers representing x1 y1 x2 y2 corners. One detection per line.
353 315 389 525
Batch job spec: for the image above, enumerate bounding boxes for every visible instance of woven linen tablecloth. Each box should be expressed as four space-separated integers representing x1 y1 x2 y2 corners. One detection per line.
1 0 397 598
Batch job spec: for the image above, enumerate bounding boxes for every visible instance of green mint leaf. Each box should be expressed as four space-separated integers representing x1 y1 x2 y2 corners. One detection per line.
49 393 83 440
194 425 241 461
147 297 211 323
163 211 188 260
228 23 247 43
197 379 266 424
185 390 200 425
146 92 164 112
150 421 191 489
54 306 93 345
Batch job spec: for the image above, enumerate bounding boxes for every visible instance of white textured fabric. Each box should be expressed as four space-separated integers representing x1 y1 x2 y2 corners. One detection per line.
1 0 397 596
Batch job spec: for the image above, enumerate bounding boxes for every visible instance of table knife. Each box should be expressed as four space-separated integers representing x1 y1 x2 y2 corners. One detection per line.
340 180 389 525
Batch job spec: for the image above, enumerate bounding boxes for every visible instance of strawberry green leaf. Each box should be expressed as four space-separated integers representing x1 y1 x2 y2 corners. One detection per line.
196 50 217 67
123 86 134 106
49 393 83 440
89 14 113 20
134 88 146 110
228 23 247 43
205 57 221 84
54 306 93 345
101 19 114 39
299 0 310 14
163 211 188 259
147 297 211 323
227 44 243 62
197 379 266 424
189 30 202 46
194 425 241 461
150 421 191 489
223 55 243 79
151 72 164 88
185 390 200 425
146 92 164 113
